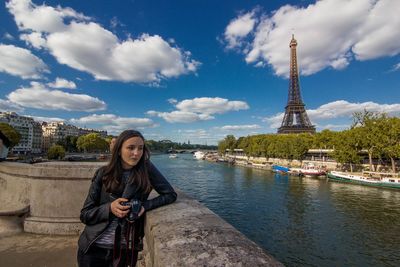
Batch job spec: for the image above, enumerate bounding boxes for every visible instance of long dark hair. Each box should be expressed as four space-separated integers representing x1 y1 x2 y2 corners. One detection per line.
103 130 152 193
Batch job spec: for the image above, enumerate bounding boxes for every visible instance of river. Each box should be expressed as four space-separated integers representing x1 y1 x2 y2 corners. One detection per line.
151 153 400 267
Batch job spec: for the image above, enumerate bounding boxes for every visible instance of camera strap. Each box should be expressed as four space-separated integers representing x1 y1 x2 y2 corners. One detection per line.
112 223 122 267
125 221 138 266
113 171 139 267
113 220 138 267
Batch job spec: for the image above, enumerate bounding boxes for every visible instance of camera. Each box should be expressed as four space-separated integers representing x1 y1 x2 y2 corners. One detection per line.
121 199 142 222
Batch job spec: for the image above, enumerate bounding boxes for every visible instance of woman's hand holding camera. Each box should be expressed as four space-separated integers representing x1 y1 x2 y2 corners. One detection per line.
111 198 130 218
111 198 145 219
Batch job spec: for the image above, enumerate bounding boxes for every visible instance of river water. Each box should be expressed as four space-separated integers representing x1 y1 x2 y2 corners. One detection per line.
151 153 400 267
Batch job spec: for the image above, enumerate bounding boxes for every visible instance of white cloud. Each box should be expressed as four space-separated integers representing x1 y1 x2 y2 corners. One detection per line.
20 32 46 49
176 129 225 144
224 0 400 77
262 112 284 129
70 114 157 134
147 110 214 123
392 63 400 71
0 99 24 112
307 100 400 120
148 97 249 123
352 0 400 60
168 98 178 104
7 0 200 84
27 115 64 123
7 82 106 111
182 129 214 140
224 10 257 49
0 44 48 79
6 0 89 33
176 97 249 115
263 100 400 129
218 124 261 131
110 16 125 29
47 77 76 89
3 32 14 40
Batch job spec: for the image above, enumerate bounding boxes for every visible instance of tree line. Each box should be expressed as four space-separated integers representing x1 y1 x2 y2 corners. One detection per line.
50 134 217 159
218 111 400 173
145 140 217 152
0 124 217 159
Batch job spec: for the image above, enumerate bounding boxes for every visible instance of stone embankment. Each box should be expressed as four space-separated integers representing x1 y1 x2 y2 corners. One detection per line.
224 154 338 171
0 161 283 266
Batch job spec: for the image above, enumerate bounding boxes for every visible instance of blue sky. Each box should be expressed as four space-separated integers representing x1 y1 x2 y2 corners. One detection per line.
0 0 399 144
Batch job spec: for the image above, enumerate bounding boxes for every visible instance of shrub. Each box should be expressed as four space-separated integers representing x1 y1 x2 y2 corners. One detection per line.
47 145 66 160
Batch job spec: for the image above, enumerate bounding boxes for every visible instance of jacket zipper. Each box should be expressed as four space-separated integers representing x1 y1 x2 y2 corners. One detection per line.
84 222 111 253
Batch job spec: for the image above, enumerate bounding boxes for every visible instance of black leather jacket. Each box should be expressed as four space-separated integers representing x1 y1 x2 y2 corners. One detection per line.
78 161 177 253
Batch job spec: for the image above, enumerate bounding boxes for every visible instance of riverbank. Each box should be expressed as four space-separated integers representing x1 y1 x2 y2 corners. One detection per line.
203 154 400 190
215 153 338 171
153 154 400 266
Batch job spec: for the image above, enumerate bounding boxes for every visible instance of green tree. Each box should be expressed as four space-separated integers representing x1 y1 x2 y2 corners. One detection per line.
77 133 108 153
380 117 400 172
291 133 313 160
313 129 338 149
218 139 227 154
47 145 65 160
0 123 21 148
249 135 264 157
352 110 384 171
56 135 79 152
225 135 236 150
332 129 362 172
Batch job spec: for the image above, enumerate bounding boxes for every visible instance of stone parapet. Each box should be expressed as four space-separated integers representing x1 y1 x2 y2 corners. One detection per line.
0 161 105 235
0 161 283 266
141 190 283 266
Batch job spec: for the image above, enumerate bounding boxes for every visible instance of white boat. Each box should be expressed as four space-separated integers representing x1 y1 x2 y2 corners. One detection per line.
193 151 205 160
328 171 400 189
169 154 178 158
294 163 326 177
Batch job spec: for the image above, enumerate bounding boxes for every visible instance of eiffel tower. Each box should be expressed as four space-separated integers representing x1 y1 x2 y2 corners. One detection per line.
278 35 315 134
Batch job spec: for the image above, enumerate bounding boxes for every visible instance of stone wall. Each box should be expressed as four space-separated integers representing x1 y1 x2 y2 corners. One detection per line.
141 189 282 266
0 161 104 235
0 162 283 266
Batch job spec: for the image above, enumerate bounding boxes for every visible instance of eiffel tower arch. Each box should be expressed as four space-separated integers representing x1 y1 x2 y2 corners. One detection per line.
278 35 315 134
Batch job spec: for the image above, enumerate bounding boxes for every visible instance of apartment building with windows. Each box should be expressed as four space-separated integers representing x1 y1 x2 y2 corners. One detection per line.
42 122 80 151
0 112 42 154
41 122 107 151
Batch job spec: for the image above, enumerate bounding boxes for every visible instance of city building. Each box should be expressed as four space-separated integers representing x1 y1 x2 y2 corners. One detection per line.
0 111 108 153
42 122 80 151
42 122 107 151
31 121 42 153
0 112 42 154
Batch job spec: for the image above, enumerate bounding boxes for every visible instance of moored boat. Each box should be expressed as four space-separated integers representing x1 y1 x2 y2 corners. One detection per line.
296 163 326 177
193 151 205 160
272 165 290 174
169 153 178 158
328 171 400 189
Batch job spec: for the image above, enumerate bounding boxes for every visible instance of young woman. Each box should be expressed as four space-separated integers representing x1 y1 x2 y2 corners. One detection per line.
77 130 177 267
